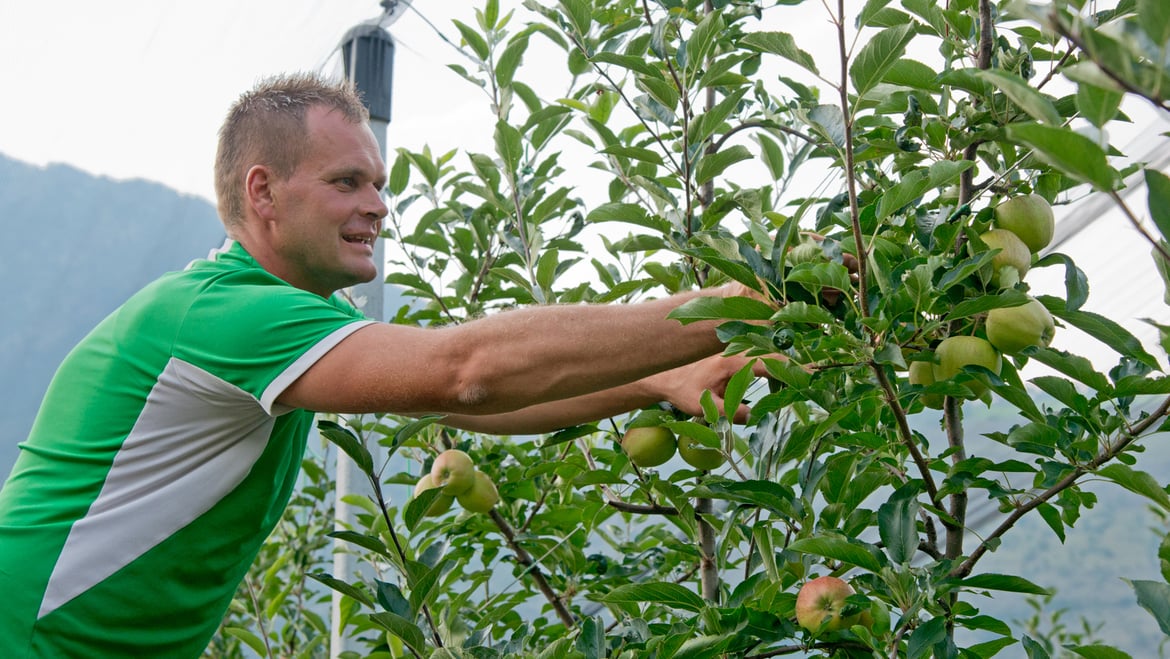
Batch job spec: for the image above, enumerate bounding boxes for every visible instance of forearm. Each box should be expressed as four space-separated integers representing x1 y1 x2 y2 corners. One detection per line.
442 286 733 415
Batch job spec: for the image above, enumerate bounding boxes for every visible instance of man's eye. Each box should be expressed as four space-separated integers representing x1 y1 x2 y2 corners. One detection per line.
337 177 357 188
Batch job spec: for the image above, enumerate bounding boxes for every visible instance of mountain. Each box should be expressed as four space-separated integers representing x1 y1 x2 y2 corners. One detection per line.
0 153 228 473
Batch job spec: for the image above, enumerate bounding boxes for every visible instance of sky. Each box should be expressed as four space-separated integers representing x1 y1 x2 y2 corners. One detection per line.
0 1 494 203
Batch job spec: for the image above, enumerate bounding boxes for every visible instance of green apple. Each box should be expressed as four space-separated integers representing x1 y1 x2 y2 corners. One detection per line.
456 470 500 513
979 229 1032 287
431 449 476 496
413 473 454 517
985 297 1055 354
995 194 1055 253
621 426 677 468
795 576 861 632
934 335 1002 398
908 359 944 409
677 435 725 470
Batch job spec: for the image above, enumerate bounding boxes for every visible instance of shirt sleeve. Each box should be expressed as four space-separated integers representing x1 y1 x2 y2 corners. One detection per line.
172 271 374 414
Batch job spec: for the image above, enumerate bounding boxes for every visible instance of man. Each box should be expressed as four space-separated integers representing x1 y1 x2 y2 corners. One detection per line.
0 72 768 657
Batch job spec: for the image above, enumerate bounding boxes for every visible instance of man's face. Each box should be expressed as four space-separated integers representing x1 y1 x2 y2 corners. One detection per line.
267 106 387 297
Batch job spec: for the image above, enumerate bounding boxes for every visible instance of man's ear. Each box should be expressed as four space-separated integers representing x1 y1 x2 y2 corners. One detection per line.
245 165 277 221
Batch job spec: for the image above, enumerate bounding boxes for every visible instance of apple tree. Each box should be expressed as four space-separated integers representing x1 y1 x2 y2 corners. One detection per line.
214 0 1170 657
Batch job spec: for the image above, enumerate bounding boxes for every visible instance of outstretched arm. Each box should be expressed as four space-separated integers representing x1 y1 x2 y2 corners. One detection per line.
278 284 766 418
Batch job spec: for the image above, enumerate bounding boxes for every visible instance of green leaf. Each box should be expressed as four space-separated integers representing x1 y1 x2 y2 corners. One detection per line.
575 616 605 659
684 11 724 77
494 120 524 172
404 488 446 532
328 530 392 560
375 580 411 618
590 51 660 78
1067 645 1133 659
1022 635 1053 659
1138 0 1170 44
1039 295 1159 369
674 634 732 658
384 416 442 458
808 104 847 147
878 485 920 564
1036 501 1066 542
926 159 975 188
1033 253 1089 312
786 261 853 293
958 573 1052 595
758 134 786 180
317 420 373 473
850 23 916 98
695 478 796 517
388 150 411 196
787 536 883 572
773 301 836 325
976 70 1061 125
587 202 671 233
857 0 896 28
602 144 665 166
223 627 267 656
1130 579 1170 635
722 360 757 421
601 582 706 613
308 572 374 608
1028 347 1112 392
368 611 427 655
1113 374 1170 397
738 31 818 74
496 33 530 88
695 145 753 185
665 419 720 447
1006 123 1121 191
561 0 591 37
408 560 445 615
1097 464 1170 512
453 20 489 60
537 639 576 659
1076 83 1123 128
907 616 948 659
666 295 776 323
877 169 929 221
945 289 1029 320
885 58 942 90
1145 169 1170 244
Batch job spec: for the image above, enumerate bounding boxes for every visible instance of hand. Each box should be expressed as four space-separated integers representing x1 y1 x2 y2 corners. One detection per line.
649 354 773 424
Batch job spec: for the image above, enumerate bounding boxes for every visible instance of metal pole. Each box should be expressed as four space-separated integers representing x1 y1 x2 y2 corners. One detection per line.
331 21 394 658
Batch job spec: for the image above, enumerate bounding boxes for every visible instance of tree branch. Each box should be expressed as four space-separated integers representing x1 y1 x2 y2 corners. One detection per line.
951 394 1170 579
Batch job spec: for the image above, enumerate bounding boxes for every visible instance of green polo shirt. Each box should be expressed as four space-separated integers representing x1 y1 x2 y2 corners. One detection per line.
0 240 373 657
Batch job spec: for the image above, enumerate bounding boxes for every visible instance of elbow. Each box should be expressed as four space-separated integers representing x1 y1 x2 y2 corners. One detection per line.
455 380 491 411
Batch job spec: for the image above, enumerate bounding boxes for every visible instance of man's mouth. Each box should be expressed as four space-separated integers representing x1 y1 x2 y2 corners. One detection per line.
343 234 375 246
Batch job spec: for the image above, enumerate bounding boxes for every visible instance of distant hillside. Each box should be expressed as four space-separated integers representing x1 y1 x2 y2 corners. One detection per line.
0 153 227 472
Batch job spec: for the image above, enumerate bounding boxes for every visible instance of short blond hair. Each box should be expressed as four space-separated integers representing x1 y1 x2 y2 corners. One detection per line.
213 72 369 229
